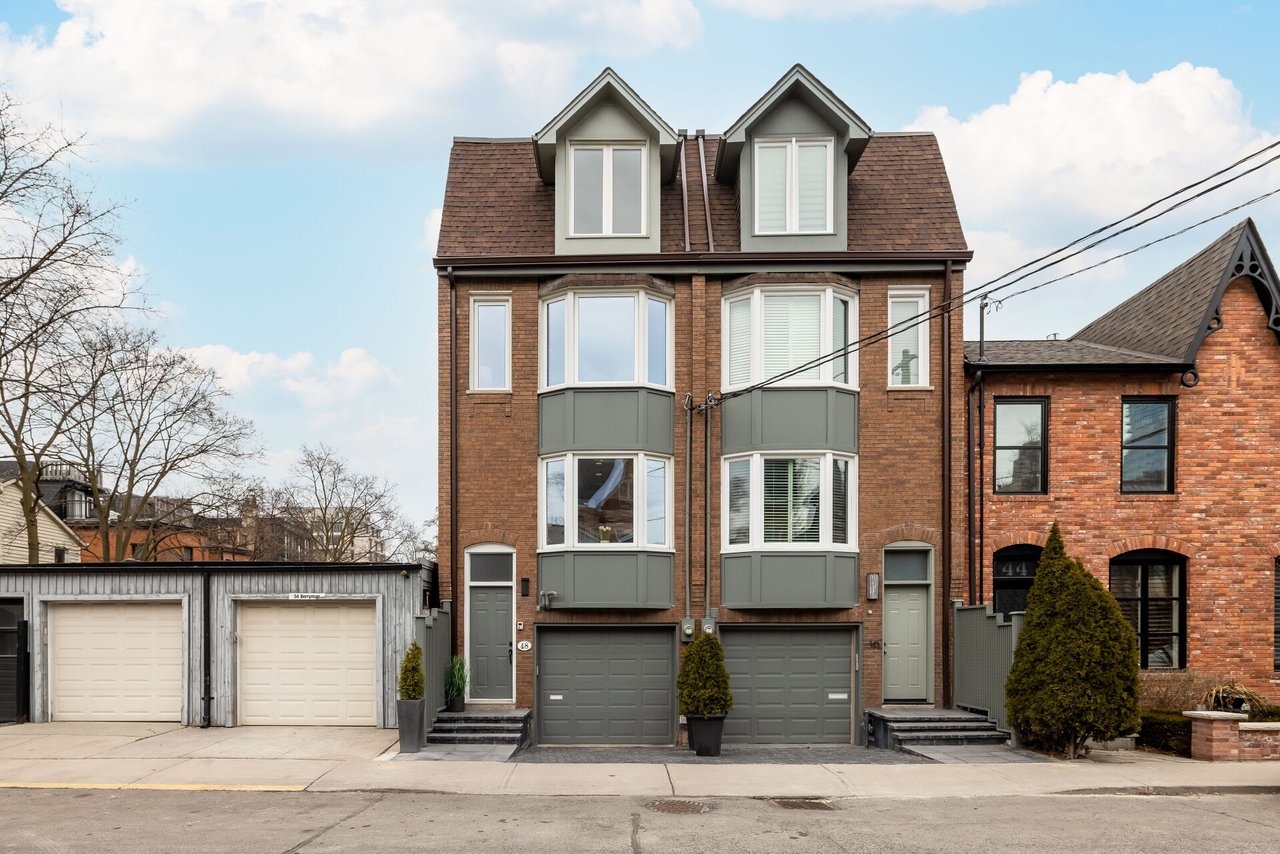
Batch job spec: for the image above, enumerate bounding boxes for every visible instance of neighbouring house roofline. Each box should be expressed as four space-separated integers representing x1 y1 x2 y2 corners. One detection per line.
435 249 972 274
0 478 88 547
0 560 432 572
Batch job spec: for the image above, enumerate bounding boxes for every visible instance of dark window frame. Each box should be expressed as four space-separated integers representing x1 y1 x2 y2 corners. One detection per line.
1109 549 1187 670
993 396 1049 495
1120 396 1176 494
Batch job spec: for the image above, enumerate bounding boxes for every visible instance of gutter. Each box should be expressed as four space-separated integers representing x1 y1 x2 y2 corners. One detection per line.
435 249 973 270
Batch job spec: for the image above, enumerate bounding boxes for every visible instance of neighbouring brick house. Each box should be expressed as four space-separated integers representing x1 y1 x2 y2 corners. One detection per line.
967 219 1280 703
435 66 970 745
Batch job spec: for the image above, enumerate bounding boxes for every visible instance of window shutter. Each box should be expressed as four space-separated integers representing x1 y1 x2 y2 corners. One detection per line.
796 143 829 232
763 295 820 381
728 298 753 386
755 145 788 233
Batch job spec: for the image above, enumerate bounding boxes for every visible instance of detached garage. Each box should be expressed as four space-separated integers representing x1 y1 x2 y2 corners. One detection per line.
0 563 422 727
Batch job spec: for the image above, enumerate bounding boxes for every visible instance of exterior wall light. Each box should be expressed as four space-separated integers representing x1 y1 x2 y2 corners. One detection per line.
867 572 881 601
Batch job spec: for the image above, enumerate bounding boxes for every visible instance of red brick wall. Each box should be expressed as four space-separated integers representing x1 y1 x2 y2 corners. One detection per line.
977 277 1280 701
439 268 968 713
1240 724 1280 760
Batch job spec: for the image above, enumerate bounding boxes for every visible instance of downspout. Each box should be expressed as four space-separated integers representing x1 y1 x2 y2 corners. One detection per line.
678 132 691 253
200 567 211 727
683 394 693 620
696 132 715 252
940 260 953 709
704 394 714 622
977 372 987 605
447 266 460 648
966 370 983 606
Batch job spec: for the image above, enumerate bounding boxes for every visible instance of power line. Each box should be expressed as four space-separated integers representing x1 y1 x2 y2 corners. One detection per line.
708 149 1280 407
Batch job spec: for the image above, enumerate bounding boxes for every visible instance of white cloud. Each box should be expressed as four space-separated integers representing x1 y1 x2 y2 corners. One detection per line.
280 347 398 409
0 0 702 158
711 0 1010 19
184 344 313 393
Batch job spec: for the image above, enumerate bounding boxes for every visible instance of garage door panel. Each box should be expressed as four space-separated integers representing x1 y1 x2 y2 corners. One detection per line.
237 603 376 726
722 628 854 744
50 603 183 722
538 627 674 745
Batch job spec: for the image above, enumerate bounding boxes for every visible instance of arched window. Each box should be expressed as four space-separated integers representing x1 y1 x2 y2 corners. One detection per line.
1110 550 1186 670
993 544 1042 619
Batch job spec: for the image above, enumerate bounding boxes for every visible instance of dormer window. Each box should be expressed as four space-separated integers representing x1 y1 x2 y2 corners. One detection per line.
570 143 646 237
753 137 833 235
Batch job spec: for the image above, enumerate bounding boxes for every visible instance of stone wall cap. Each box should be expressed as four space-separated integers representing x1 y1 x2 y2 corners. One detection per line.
1238 721 1280 731
1182 710 1248 721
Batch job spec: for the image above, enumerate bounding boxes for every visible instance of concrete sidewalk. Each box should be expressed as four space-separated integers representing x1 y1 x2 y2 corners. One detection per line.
1 723 1276 798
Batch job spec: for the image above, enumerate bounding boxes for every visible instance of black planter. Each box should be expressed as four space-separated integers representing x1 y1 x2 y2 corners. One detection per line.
446 695 465 713
686 714 727 757
397 699 426 754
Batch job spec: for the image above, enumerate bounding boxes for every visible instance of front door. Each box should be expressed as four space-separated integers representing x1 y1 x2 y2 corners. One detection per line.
883 585 929 702
468 586 514 701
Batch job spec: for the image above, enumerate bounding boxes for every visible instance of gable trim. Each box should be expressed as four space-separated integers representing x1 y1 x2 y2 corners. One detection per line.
1183 220 1280 363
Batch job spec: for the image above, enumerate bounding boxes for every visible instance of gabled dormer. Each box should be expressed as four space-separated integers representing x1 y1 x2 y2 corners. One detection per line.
715 65 871 253
534 69 678 256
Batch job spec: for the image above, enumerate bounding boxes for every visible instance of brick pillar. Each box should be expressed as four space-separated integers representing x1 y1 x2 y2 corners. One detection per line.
1184 711 1247 761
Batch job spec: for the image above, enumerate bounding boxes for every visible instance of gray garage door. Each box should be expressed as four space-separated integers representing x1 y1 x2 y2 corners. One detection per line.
537 627 675 745
721 627 856 744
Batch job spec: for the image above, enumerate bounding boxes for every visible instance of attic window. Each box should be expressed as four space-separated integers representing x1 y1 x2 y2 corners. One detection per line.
754 137 833 235
570 143 645 237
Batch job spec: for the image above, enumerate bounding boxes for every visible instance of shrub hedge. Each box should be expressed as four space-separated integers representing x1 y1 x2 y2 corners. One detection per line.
1137 710 1191 757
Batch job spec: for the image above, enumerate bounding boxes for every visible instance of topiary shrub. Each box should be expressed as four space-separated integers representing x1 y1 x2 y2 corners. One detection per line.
398 641 425 701
1005 522 1141 759
677 632 734 717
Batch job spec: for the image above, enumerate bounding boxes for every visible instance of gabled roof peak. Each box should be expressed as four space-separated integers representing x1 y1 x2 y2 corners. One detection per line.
715 64 872 183
532 68 678 185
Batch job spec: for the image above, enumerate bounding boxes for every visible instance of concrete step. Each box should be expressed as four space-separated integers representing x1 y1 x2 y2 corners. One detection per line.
426 732 524 745
431 721 525 734
435 710 531 723
886 720 1000 733
893 730 1009 747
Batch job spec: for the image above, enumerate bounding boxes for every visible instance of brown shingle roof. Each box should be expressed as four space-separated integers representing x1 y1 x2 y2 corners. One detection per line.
1072 221 1249 360
963 339 1183 369
436 133 966 259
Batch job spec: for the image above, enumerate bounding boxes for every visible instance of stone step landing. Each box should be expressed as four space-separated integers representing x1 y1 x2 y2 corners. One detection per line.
866 707 1009 754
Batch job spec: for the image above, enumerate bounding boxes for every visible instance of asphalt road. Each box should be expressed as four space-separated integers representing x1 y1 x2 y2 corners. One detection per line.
1 790 1277 853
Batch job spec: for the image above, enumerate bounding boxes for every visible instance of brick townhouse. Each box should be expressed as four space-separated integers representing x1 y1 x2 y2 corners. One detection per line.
434 66 970 745
967 219 1280 702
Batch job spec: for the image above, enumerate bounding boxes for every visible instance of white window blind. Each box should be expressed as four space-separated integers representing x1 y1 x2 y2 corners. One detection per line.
755 145 788 233
763 458 821 544
728 297 753 387
763 294 820 382
796 143 829 232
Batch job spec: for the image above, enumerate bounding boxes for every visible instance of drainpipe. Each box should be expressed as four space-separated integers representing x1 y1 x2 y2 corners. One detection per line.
703 393 714 625
447 266 460 650
966 370 983 606
683 393 693 621
696 132 715 252
677 131 691 253
977 372 987 605
200 567 211 727
940 260 953 709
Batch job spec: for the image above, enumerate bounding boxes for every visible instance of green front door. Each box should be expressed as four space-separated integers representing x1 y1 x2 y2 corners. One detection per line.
468 586 513 701
883 585 929 701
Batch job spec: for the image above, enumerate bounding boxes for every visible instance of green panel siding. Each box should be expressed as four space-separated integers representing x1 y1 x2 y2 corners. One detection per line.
722 552 858 609
537 626 675 744
538 552 674 609
721 626 856 744
721 388 858 455
539 389 675 455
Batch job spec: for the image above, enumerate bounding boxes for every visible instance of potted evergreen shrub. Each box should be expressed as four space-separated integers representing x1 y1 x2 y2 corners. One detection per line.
445 655 467 713
396 641 426 754
677 631 734 756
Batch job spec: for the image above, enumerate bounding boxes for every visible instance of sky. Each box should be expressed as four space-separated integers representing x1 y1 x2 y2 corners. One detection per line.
1 0 1278 524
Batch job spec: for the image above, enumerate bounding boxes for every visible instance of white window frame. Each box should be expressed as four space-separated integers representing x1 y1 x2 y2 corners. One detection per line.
721 451 858 552
568 141 648 238
721 286 858 392
538 452 674 551
753 135 834 236
540 290 674 391
887 288 931 389
469 293 512 393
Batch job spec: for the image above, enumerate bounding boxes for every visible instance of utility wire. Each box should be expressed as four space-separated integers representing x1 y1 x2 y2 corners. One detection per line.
706 151 1280 409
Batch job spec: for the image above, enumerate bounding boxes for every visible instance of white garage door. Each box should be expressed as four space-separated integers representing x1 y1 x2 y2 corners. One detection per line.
237 602 377 726
49 602 184 722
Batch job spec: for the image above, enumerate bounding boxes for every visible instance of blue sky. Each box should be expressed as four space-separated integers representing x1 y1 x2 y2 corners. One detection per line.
2 1 1278 523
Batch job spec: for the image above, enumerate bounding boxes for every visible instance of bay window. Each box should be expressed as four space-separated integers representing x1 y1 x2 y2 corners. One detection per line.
754 136 833 234
543 291 672 389
723 287 856 389
540 453 672 549
722 452 856 550
571 143 645 236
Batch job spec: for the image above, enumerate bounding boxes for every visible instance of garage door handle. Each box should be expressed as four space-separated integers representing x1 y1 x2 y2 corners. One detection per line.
509 641 513 664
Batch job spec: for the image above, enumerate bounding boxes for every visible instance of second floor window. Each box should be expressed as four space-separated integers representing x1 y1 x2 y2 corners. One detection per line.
724 287 855 389
887 290 929 388
1121 398 1174 493
994 398 1048 494
724 452 855 550
540 453 671 549
543 292 671 389
571 144 645 236
754 136 833 234
470 296 510 392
